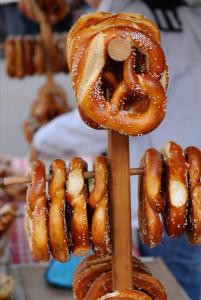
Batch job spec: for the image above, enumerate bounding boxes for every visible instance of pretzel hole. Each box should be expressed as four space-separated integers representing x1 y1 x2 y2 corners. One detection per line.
121 94 150 113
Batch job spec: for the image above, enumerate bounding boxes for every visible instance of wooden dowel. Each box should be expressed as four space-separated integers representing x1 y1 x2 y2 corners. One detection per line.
108 38 131 62
108 130 133 290
0 168 143 186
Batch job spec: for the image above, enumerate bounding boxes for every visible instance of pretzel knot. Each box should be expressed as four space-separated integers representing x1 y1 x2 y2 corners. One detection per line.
69 14 168 136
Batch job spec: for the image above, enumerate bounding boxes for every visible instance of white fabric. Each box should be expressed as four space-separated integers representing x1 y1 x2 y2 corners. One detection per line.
33 1 201 228
97 0 112 12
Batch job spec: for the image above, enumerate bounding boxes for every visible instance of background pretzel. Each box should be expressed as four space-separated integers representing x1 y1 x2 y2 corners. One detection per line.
89 156 111 255
48 159 70 262
66 157 90 256
19 0 68 24
67 12 168 136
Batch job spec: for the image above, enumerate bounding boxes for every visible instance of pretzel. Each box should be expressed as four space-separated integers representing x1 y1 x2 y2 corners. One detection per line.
67 12 168 135
74 254 151 300
162 141 188 238
185 147 201 244
19 0 68 24
48 159 70 262
138 149 163 247
24 160 49 261
23 36 35 75
15 36 25 79
34 36 45 74
5 36 15 77
89 156 111 254
99 290 152 299
66 157 90 256
139 148 163 212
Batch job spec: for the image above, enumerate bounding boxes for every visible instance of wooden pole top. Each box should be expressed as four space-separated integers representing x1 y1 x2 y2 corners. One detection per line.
108 38 131 62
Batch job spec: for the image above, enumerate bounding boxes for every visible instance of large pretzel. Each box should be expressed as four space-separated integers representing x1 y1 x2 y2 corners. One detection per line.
89 156 111 255
67 12 168 135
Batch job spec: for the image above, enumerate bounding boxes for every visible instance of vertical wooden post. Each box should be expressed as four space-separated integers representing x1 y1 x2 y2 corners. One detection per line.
108 130 133 290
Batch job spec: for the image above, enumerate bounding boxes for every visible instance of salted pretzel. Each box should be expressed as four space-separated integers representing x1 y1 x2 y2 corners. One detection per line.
162 141 188 238
66 157 90 256
138 149 163 247
5 36 15 77
99 290 152 300
67 12 168 135
139 149 163 212
89 156 111 254
24 160 49 261
185 147 201 244
19 0 68 24
48 159 70 262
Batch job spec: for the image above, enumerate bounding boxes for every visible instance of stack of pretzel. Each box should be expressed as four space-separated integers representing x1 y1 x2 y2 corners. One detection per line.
5 34 68 78
24 156 111 262
23 81 71 143
18 0 68 24
73 254 167 300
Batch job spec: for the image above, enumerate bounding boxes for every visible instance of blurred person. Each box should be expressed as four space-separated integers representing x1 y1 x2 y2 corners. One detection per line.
33 1 201 299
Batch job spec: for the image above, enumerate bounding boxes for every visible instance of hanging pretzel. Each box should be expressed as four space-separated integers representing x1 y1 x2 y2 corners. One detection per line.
66 157 90 256
162 141 188 238
67 12 168 136
185 147 201 244
89 156 111 254
24 160 49 261
18 0 68 24
48 159 70 262
5 36 15 77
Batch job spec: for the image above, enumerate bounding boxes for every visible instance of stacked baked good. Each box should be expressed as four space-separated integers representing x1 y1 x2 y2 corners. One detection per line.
5 34 68 78
23 81 71 143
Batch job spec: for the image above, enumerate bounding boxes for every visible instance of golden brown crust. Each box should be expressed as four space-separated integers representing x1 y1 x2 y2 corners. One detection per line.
25 160 49 261
5 36 15 77
66 157 90 256
162 141 188 238
89 156 111 254
67 12 168 135
48 159 70 262
138 149 163 247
